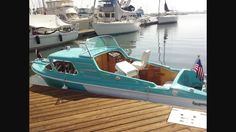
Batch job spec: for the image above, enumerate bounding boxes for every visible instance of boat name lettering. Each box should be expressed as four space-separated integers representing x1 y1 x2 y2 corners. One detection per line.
192 101 207 106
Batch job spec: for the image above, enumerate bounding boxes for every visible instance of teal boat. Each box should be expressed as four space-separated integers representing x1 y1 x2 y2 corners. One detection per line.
31 35 207 110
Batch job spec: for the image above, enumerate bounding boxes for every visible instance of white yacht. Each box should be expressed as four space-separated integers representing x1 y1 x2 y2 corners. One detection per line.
92 0 140 35
45 0 93 31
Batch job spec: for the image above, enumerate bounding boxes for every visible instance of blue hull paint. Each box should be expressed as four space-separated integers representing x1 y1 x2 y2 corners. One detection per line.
43 76 64 88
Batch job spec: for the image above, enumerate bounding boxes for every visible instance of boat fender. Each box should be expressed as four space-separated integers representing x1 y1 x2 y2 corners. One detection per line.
35 35 40 44
59 34 63 41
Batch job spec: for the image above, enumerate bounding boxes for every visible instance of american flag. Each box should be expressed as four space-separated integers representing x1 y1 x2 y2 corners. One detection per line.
193 57 204 81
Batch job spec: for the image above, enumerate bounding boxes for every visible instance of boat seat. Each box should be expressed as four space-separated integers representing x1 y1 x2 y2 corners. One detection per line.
115 61 139 77
132 49 151 70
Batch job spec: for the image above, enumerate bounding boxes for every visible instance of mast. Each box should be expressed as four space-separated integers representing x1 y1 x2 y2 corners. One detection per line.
158 0 161 18
93 0 96 15
42 0 46 14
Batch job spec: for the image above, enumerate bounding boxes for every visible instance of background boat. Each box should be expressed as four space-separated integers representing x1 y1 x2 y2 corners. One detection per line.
92 20 140 35
157 0 178 24
92 0 140 35
29 14 78 51
45 0 93 31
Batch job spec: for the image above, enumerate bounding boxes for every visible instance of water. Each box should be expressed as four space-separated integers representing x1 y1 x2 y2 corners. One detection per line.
113 14 206 72
29 14 206 76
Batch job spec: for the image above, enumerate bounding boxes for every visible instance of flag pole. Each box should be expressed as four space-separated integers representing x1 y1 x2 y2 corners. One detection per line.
192 55 200 69
193 55 204 81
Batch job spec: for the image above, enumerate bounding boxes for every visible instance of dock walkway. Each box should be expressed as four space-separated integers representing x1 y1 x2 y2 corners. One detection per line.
78 29 96 38
30 84 206 132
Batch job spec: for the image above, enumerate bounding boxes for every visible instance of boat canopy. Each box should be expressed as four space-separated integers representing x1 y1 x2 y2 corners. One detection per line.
29 14 71 29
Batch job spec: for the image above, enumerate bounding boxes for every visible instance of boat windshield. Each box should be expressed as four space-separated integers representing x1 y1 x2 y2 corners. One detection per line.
80 35 120 57
87 35 120 49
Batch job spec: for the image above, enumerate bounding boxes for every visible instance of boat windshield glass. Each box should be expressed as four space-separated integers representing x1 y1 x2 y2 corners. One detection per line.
86 35 120 50
80 35 120 56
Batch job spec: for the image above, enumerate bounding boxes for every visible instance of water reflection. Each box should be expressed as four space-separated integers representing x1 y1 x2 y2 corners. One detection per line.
157 23 177 65
112 31 140 55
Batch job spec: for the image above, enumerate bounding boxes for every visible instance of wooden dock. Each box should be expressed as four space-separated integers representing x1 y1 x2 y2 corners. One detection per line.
78 29 96 38
30 84 206 132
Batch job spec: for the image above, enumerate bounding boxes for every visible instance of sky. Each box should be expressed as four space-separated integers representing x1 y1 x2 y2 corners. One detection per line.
30 0 206 14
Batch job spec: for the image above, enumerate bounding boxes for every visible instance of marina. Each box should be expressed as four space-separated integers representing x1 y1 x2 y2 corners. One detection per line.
30 14 206 74
29 0 206 131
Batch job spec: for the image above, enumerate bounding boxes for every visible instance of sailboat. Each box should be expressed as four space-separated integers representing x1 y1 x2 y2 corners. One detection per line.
157 0 178 24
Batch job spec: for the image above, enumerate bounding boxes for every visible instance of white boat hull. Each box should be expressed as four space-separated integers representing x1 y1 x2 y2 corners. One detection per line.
92 21 140 35
69 17 92 31
158 15 178 24
83 83 206 111
29 31 78 50
33 69 206 111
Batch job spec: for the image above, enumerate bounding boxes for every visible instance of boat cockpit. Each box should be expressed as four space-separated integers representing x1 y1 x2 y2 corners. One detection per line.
94 50 178 86
83 35 178 86
82 36 205 91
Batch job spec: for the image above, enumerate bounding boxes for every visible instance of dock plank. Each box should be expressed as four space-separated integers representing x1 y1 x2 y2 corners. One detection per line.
29 84 206 132
93 115 169 132
41 105 169 132
30 101 148 129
